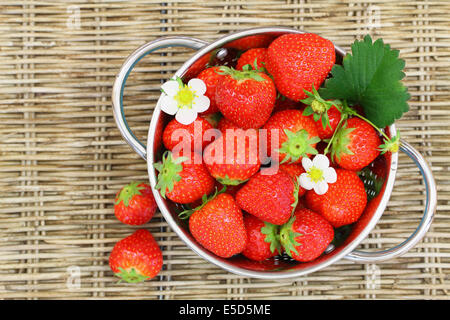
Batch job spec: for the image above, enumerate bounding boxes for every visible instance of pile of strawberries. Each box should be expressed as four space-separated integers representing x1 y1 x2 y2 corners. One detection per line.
154 33 384 265
107 32 397 283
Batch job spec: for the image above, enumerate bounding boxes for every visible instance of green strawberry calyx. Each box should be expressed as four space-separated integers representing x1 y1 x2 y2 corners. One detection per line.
330 120 355 162
261 222 282 254
301 86 342 130
216 174 248 186
115 181 146 207
178 186 226 220
115 267 150 284
154 151 188 199
217 65 266 82
279 217 302 257
278 129 320 164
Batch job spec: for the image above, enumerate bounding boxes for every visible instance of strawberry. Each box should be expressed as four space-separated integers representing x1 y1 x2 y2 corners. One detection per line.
215 66 276 129
279 208 334 262
311 105 342 139
217 116 239 134
154 151 215 204
242 214 281 261
109 229 163 283
197 66 223 115
203 128 260 185
162 117 214 152
225 34 275 50
114 182 157 225
263 109 320 164
266 33 335 101
236 170 298 225
279 163 306 196
331 117 381 171
305 169 367 227
184 192 247 258
236 48 267 71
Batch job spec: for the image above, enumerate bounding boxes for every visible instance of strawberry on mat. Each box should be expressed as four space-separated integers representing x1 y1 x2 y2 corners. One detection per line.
109 229 163 283
114 182 157 226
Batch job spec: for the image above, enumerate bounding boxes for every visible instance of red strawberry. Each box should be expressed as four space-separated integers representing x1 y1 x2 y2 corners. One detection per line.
186 192 247 258
114 182 157 225
217 117 239 134
266 33 335 101
197 66 223 115
215 66 276 129
305 169 367 227
263 109 320 164
203 128 260 185
331 117 381 171
154 151 215 204
311 106 342 139
279 208 334 262
242 214 281 261
279 163 306 196
225 34 275 50
236 170 298 225
236 48 267 71
109 229 163 282
162 117 213 152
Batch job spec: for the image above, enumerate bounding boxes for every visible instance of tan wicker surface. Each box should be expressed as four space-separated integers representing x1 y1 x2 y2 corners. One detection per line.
0 0 449 300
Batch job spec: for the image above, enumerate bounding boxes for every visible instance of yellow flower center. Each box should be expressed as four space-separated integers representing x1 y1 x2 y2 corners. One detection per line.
174 85 195 109
308 166 324 183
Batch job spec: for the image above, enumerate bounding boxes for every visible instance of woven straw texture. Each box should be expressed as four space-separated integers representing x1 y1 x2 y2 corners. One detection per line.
0 0 449 300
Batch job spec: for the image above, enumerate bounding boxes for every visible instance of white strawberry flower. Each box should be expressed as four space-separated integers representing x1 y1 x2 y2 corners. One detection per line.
160 77 210 125
299 154 337 195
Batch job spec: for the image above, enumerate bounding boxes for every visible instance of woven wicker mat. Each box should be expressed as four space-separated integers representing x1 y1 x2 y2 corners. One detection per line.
0 0 449 300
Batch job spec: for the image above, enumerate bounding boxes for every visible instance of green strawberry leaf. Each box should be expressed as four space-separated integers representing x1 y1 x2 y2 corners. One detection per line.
320 35 410 128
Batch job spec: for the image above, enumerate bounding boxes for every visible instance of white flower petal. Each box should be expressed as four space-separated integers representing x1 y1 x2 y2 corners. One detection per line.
314 180 329 195
175 108 198 125
312 154 330 170
299 173 314 190
323 167 337 184
192 95 210 113
160 95 179 115
302 157 313 172
161 80 180 97
188 78 207 96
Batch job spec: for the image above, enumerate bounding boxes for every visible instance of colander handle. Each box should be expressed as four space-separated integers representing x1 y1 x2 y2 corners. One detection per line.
112 37 208 160
344 140 437 263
